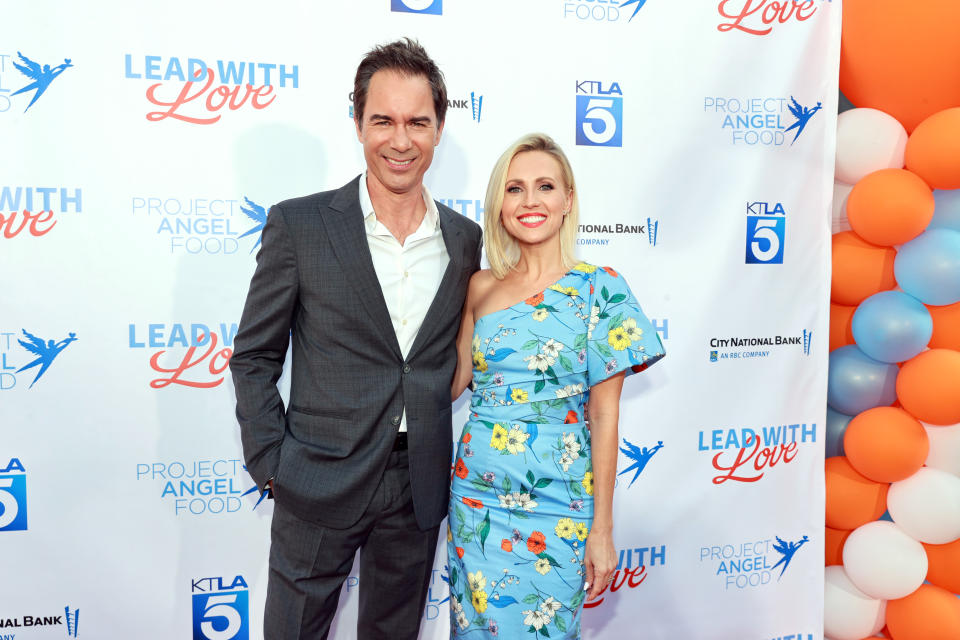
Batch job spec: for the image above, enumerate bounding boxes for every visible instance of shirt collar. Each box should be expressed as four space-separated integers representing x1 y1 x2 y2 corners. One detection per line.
359 172 439 237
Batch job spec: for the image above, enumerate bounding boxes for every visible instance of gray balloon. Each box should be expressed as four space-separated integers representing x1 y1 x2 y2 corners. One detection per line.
826 407 853 458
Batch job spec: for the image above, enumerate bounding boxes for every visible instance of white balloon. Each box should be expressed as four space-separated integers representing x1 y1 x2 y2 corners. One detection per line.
924 421 960 477
835 108 908 184
888 467 960 543
824 565 887 640
832 182 853 234
842 521 928 599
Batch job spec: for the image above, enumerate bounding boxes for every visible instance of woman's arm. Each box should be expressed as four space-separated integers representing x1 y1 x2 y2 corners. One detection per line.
583 370 625 601
451 272 482 400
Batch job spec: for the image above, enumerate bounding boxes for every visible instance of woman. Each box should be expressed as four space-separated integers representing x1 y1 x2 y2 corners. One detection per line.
447 133 666 638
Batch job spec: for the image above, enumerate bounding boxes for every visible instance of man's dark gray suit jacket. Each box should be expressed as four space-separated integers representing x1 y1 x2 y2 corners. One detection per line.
231 176 482 531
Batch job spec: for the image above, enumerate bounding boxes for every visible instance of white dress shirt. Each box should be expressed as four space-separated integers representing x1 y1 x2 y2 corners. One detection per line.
359 174 449 432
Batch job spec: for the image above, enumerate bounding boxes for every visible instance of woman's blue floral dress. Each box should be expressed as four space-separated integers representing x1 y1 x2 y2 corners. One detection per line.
447 263 665 639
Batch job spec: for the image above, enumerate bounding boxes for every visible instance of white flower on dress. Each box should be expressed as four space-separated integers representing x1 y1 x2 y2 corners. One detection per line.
506 426 530 455
456 611 469 630
523 609 551 629
450 594 464 614
555 383 584 399
559 453 574 472
540 597 562 617
532 308 549 322
534 558 552 575
542 338 564 358
498 493 517 509
587 303 601 337
622 317 644 342
516 492 538 512
563 432 581 457
467 570 486 592
524 352 555 373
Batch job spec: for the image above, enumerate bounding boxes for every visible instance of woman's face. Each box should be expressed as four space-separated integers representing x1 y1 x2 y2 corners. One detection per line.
500 151 571 249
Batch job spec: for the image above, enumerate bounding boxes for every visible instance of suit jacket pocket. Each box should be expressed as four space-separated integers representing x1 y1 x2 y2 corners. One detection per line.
288 404 352 420
285 408 360 458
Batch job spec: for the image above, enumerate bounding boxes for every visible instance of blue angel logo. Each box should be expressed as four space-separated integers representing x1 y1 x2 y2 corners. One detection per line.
771 535 808 579
784 96 822 145
240 465 269 509
15 329 77 388
618 438 663 487
619 0 648 22
11 52 73 112
238 197 267 253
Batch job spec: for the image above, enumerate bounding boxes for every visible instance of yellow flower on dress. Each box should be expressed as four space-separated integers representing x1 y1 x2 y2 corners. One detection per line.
534 558 552 575
506 425 530 455
622 317 644 342
607 326 632 351
510 388 528 403
573 262 597 273
490 424 508 450
532 308 549 322
549 284 580 297
468 570 486 592
575 522 589 541
471 589 489 614
555 517 576 539
582 471 594 496
473 350 488 372
447 524 453 542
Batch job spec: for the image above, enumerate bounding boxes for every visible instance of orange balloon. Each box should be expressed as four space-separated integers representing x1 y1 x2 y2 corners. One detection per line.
843 407 929 482
846 169 934 245
832 232 898 306
825 526 851 566
830 303 857 351
840 0 960 133
923 538 960 593
886 584 960 640
905 108 960 189
927 301 960 350
825 456 889 530
897 349 960 425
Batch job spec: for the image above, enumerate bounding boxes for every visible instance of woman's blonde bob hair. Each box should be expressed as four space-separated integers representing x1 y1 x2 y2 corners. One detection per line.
484 133 580 279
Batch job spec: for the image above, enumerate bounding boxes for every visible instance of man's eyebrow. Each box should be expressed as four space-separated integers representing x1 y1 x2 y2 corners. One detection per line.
368 113 392 121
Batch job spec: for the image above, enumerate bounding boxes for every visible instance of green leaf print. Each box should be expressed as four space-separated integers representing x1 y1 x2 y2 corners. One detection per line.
569 480 582 497
533 478 552 489
570 590 586 609
522 594 540 604
502 475 512 493
573 333 587 351
455 505 466 524
537 551 562 567
471 479 492 492
596 342 613 358
608 312 624 331
478 510 491 553
522 339 539 350
526 470 536 485
544 366 558 379
601 285 610 301
541 625 552 637
534 379 545 394
555 614 567 632
559 354 573 372
608 293 626 304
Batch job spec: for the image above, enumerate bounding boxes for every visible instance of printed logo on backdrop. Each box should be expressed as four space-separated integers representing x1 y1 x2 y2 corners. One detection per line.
347 89 479 121
137 459 262 516
0 51 73 113
192 576 249 640
131 196 266 255
583 544 665 608
699 422 817 484
576 80 622 147
124 55 299 125
0 606 80 635
746 201 786 264
1 329 78 390
708 329 812 361
437 197 485 223
128 322 236 389
704 96 822 146
717 0 823 36
1 186 82 239
576 218 657 247
563 0 648 24
617 439 663 488
698 534 809 590
391 0 442 15
0 458 27 532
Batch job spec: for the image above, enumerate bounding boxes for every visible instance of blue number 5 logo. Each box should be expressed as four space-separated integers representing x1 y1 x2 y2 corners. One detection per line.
746 216 785 264
194 591 248 640
0 476 27 531
576 95 622 147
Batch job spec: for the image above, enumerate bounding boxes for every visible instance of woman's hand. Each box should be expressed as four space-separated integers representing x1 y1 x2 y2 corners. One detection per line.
583 528 616 601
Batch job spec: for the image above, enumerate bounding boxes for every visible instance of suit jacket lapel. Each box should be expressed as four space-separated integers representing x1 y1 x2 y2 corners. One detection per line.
407 207 465 360
320 177 403 360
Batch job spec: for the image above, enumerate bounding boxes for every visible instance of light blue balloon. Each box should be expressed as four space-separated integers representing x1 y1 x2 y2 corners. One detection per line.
895 229 960 305
852 290 933 363
932 189 960 232
825 407 852 458
827 345 899 415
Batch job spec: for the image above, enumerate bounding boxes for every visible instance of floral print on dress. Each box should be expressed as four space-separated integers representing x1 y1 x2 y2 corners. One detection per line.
449 264 664 639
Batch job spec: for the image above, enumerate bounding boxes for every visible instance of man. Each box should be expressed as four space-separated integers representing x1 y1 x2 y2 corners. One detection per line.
230 39 482 639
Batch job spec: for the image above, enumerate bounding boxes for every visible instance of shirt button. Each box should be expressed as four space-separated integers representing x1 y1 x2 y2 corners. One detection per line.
404 271 410 278
402 319 408 326
391 415 401 426
403 364 412 374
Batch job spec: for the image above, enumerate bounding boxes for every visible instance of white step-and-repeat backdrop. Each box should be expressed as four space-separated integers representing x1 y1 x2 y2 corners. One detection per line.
1 1 839 638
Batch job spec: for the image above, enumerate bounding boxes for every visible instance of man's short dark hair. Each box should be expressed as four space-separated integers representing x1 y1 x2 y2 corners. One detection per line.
353 38 447 128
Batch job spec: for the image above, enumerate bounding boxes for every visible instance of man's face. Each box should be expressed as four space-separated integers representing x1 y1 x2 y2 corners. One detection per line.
356 70 443 198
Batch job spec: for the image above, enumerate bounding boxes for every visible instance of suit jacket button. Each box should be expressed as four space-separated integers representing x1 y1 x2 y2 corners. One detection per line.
391 415 401 425
403 364 411 374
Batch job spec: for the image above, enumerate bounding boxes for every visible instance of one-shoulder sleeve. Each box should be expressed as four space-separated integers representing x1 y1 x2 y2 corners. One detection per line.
586 266 665 387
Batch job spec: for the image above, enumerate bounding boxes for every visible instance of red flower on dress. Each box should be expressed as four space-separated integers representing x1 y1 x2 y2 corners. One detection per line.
564 410 579 424
456 547 465 558
527 531 546 554
631 363 649 373
602 266 619 277
454 458 469 479
462 497 484 509
463 432 472 443
525 292 545 306
501 539 513 552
